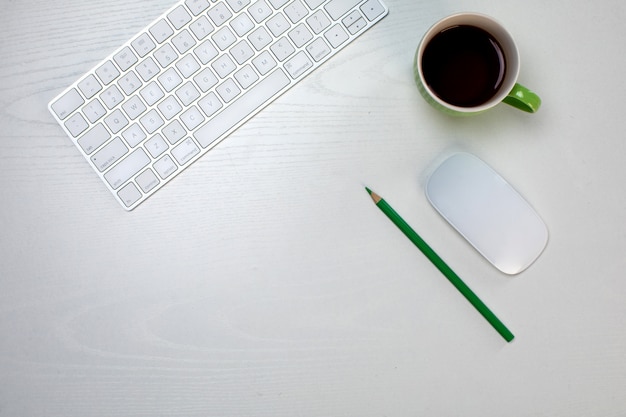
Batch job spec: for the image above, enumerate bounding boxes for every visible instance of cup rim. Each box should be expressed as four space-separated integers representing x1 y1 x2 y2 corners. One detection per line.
416 12 521 113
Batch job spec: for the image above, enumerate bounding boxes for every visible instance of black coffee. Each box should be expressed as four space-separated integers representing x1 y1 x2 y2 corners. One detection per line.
422 25 506 107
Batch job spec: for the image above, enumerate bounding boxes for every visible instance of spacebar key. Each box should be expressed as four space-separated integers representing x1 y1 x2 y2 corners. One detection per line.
194 69 290 148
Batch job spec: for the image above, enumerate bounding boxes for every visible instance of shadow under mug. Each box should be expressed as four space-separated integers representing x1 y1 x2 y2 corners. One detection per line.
414 13 541 115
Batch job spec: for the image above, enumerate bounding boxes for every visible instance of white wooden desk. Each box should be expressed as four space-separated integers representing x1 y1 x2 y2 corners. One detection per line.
1 0 625 415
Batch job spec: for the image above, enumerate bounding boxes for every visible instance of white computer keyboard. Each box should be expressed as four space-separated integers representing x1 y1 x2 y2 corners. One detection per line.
49 0 388 210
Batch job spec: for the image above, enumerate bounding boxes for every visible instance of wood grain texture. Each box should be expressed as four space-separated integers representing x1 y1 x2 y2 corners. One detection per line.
1 0 626 416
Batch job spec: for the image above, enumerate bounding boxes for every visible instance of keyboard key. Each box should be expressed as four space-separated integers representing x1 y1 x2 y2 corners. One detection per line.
190 16 215 40
252 51 277 75
171 137 200 165
267 13 290 37
285 51 313 79
155 44 179 68
131 33 156 57
100 85 124 109
346 17 367 34
213 26 237 50
185 0 211 16
194 68 219 92
158 96 183 120
304 0 325 8
118 71 142 95
145 134 169 158
91 137 129 172
135 169 160 193
153 154 178 179
118 182 143 207
284 0 309 23
104 148 150 189
212 55 236 78
150 19 175 43
140 109 165 134
306 10 331 34
194 69 290 148
95 60 120 85
306 37 331 62
122 96 147 120
65 113 89 137
234 65 259 89
114 47 138 71
216 79 241 103
140 82 165 106
248 26 272 50
180 106 205 130
226 0 251 13
248 0 273 23
104 109 129 134
230 40 255 65
158 68 183 92
163 120 187 144
269 0 289 9
198 92 223 117
360 0 385 21
342 10 361 26
77 123 110 154
122 123 147 147
176 54 201 78
230 13 254 37
288 23 313 48
136 57 161 81
270 37 296 61
324 0 361 20
172 30 197 54
51 88 84 120
176 82 201 105
208 2 233 26
324 24 349 48
77 75 103 99
194 40 219 64
168 5 192 29
82 99 107 123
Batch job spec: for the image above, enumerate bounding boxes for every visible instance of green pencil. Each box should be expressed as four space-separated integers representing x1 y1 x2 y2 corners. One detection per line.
365 187 514 342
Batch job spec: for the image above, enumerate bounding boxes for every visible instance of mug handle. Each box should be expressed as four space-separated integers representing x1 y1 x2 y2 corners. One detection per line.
503 83 541 113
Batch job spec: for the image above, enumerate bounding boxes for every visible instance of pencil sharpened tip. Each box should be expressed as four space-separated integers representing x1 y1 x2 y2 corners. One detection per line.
365 188 381 203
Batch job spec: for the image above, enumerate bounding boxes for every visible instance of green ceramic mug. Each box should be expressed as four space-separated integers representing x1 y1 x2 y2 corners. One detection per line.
414 13 541 115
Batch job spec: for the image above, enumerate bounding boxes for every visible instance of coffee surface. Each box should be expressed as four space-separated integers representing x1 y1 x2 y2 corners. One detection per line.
422 25 506 107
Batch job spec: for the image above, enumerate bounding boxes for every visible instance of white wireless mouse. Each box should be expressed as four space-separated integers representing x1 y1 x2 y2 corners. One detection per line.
426 152 548 275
